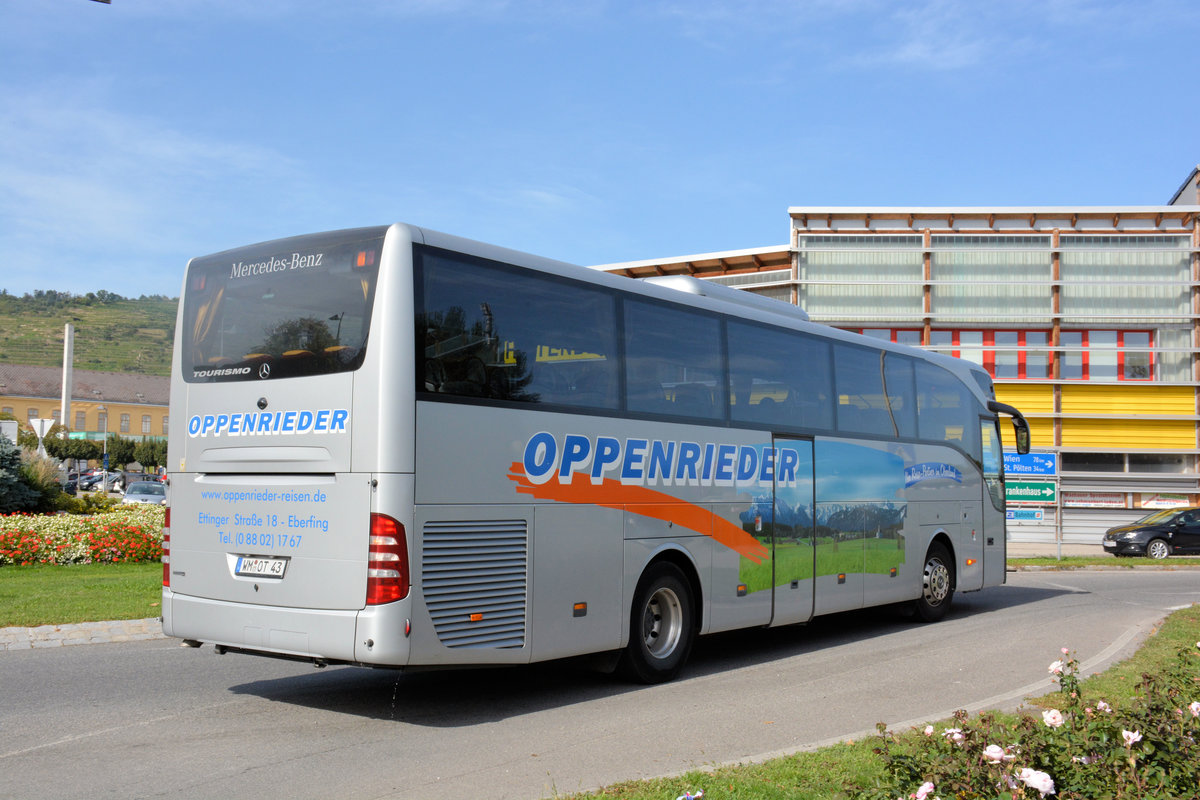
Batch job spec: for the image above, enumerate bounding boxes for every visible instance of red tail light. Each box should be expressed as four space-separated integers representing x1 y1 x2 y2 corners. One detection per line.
162 506 171 588
367 513 409 605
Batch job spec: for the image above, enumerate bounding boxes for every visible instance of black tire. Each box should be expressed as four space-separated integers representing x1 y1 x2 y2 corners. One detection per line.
1146 538 1170 560
618 562 695 684
914 542 955 622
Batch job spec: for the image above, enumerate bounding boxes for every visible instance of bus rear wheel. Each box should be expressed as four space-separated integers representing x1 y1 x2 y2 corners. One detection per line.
618 562 695 684
915 542 954 622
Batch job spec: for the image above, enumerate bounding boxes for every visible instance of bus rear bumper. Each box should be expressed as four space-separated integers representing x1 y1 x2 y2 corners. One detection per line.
163 588 410 666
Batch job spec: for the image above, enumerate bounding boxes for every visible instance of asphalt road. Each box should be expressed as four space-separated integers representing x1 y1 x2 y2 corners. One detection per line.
2 570 1196 800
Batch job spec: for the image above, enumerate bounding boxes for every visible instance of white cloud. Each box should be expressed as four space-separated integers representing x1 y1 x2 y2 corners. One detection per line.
0 87 298 295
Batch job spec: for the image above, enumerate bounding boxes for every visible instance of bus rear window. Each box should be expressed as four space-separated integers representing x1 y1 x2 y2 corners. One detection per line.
181 228 385 383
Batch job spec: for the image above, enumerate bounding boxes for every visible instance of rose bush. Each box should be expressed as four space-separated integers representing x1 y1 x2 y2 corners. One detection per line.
0 504 164 565
866 645 1200 799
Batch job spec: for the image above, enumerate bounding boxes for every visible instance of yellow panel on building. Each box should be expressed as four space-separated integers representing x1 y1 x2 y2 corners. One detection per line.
1061 385 1195 416
1001 417 1054 451
995 383 1055 414
1061 418 1195 450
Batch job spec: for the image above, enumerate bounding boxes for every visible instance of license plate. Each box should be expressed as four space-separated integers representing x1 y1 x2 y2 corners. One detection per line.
235 556 288 578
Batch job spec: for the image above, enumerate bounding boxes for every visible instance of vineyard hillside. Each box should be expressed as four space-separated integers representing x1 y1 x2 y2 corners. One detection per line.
0 290 178 376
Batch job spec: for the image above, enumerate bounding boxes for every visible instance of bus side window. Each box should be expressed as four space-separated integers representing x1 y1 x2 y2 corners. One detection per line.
916 361 982 461
833 344 894 436
625 360 670 413
572 364 614 407
727 320 833 431
623 300 724 420
417 248 619 410
883 353 917 438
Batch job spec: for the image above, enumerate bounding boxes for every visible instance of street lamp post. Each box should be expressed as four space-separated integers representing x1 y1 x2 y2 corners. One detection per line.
97 403 109 492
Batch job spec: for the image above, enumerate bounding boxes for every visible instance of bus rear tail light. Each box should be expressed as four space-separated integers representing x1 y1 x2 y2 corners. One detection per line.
367 513 409 605
162 506 171 588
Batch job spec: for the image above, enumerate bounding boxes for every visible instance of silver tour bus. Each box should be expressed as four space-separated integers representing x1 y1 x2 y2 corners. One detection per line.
163 223 1030 683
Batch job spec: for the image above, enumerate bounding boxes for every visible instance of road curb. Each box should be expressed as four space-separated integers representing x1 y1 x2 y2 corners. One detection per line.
0 618 164 652
1008 563 1200 573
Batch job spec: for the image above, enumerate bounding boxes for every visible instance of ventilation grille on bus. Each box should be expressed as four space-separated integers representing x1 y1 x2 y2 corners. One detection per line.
421 519 528 649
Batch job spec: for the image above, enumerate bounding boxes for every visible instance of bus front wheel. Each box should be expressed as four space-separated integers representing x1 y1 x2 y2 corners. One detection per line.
618 562 695 684
915 543 955 622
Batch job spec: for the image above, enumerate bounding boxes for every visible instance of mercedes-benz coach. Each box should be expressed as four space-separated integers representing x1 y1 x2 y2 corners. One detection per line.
163 223 1030 682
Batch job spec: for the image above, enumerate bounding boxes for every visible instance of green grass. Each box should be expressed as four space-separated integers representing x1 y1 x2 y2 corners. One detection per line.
567 603 1200 799
576 739 885 800
0 562 162 627
1009 554 1200 568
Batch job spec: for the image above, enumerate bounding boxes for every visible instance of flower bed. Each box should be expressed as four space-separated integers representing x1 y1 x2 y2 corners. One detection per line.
0 505 165 566
867 645 1200 799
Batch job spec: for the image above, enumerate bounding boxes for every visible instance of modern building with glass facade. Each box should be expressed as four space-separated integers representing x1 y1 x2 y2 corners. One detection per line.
598 167 1200 545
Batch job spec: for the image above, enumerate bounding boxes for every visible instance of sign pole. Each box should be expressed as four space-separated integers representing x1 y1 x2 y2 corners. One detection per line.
1056 480 1063 560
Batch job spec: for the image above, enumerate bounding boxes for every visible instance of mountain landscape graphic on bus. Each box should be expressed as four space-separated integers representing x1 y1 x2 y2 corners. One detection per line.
739 494 812 536
736 440 913 592
813 441 909 580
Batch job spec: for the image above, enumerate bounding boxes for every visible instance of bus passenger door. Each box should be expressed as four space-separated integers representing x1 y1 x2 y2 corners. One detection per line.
771 436 815 626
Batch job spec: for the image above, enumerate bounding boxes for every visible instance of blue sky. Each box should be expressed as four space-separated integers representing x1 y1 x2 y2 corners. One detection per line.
3 0 1198 299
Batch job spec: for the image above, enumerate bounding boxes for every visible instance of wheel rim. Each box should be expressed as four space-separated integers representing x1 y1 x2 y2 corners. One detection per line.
641 586 684 659
1148 540 1168 559
923 557 951 606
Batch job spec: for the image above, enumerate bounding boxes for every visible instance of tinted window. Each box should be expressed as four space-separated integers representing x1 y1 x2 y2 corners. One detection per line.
624 300 724 420
981 420 1004 510
418 247 618 409
883 353 917 437
833 344 893 436
916 361 981 458
727 321 833 430
182 227 385 383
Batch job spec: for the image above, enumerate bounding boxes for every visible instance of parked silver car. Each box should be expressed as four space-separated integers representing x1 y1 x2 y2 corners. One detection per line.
121 481 168 505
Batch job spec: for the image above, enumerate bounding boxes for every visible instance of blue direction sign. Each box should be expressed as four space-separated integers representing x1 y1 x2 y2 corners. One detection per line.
1003 451 1058 477
1007 508 1044 522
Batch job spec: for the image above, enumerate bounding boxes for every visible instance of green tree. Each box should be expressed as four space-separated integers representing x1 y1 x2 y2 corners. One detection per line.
0 435 39 513
105 434 137 469
133 438 167 470
44 435 101 463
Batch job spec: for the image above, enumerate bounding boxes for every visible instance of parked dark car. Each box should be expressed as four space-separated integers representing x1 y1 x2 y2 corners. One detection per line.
79 470 121 491
114 472 159 492
1102 507 1200 559
78 472 105 490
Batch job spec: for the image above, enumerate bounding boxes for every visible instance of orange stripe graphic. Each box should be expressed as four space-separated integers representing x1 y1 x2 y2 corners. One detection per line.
507 462 769 564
